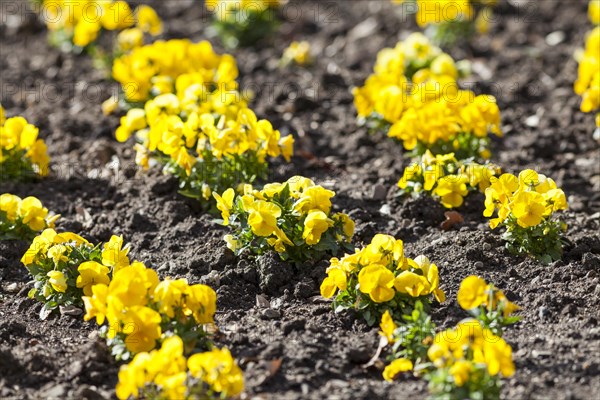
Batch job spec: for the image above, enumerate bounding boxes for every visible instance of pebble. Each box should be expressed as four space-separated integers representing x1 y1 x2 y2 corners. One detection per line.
545 31 565 46
59 305 83 316
200 270 220 287
326 379 350 389
41 384 67 398
261 308 281 319
474 261 484 269
378 204 391 215
256 294 270 308
525 115 540 127
270 297 284 310
482 243 492 251
431 237 449 246
532 349 553 358
538 306 550 319
371 184 387 200
157 261 174 273
5 283 19 293
301 384 310 395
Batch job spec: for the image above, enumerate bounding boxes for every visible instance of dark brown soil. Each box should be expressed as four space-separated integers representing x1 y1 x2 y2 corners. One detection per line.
1 1 599 399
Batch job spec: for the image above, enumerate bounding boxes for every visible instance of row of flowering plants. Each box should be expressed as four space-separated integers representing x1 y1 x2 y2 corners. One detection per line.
112 37 295 206
353 33 502 162
353 27 571 263
21 229 130 319
19 225 245 398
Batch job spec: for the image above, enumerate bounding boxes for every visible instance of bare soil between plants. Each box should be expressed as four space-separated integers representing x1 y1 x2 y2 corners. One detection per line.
1 1 599 399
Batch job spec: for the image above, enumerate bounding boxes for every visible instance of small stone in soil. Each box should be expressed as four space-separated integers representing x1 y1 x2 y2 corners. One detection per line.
256 294 270 308
261 309 281 320
270 297 284 309
379 204 391 215
371 184 387 200
59 305 83 316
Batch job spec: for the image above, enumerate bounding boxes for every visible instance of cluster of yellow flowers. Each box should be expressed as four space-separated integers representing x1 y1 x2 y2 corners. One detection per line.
22 228 218 357
457 276 518 315
426 319 515 397
214 176 354 263
205 0 282 48
458 275 520 335
0 194 59 240
320 234 445 325
398 151 501 208
41 1 162 50
379 275 518 399
116 336 243 400
113 39 239 103
113 40 294 202
353 33 501 160
1 105 50 180
484 169 568 262
83 263 217 358
392 0 497 44
574 1 600 128
21 229 128 318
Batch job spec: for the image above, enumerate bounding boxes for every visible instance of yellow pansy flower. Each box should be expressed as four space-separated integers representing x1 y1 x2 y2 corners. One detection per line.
382 358 413 382
320 267 347 298
358 264 396 303
82 283 109 325
213 188 235 225
47 270 67 293
247 200 281 237
394 271 430 297
122 306 162 353
187 347 244 397
449 360 472 386
302 210 334 245
0 193 21 220
76 261 110 296
295 186 335 214
434 174 469 208
101 235 130 273
457 275 487 310
512 191 546 228
379 310 397 343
